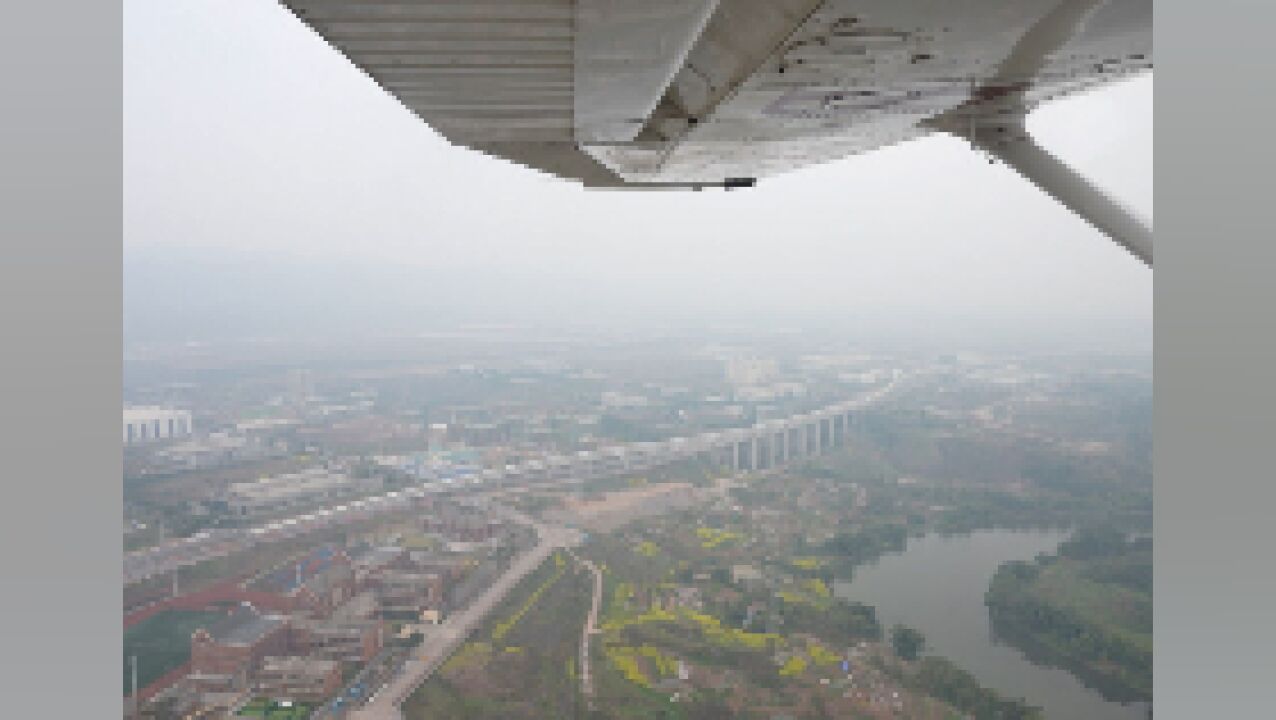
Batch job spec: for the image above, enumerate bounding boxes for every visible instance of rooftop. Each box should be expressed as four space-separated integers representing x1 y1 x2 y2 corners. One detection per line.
201 604 285 647
258 655 339 679
250 545 347 594
352 546 403 570
301 563 354 597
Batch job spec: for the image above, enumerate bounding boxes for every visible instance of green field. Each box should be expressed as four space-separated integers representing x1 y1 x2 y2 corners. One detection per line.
123 609 223 695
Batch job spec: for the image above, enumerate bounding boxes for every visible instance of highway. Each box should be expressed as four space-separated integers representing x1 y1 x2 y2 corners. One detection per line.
123 381 902 587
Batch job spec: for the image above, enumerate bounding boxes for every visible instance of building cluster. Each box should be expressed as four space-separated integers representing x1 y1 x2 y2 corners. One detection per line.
371 449 483 483
126 394 870 587
143 503 515 717
123 354 902 717
725 356 778 388
124 418 300 480
422 505 502 546
175 547 381 713
349 542 471 621
149 432 281 474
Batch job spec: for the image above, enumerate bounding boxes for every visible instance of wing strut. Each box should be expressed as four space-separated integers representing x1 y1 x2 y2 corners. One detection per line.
927 0 1152 266
968 127 1153 266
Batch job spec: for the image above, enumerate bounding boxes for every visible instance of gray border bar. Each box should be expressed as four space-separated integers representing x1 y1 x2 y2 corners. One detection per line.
0 0 122 716
1156 1 1276 717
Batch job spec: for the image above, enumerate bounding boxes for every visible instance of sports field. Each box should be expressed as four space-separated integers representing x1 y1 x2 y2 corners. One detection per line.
123 608 223 695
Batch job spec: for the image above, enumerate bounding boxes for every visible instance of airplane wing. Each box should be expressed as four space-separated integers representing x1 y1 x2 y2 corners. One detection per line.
279 0 1152 262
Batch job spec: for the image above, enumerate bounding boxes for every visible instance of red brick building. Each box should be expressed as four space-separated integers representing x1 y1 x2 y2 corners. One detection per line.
290 618 383 664
190 604 291 678
360 567 444 618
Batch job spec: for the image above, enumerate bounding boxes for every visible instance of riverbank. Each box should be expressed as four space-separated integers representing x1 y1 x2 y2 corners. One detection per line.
837 529 1150 720
984 529 1153 702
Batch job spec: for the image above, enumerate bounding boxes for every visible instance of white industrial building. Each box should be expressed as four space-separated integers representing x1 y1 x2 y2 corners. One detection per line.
123 406 193 444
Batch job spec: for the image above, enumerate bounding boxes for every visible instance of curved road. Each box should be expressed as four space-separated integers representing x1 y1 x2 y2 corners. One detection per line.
570 552 603 711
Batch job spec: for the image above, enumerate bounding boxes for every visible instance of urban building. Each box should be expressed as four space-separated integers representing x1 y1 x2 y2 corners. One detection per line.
190 604 290 678
286 368 315 404
292 562 357 619
726 356 777 388
225 468 368 518
290 618 383 664
248 545 357 619
254 656 342 702
362 568 444 618
152 432 275 472
372 449 482 483
182 671 249 714
351 546 407 580
424 510 500 542
123 406 193 444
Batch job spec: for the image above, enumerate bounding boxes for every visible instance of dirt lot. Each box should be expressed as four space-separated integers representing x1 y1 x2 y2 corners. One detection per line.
549 483 703 533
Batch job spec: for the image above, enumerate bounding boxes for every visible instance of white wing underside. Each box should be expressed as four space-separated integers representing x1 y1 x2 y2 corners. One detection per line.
280 0 1150 187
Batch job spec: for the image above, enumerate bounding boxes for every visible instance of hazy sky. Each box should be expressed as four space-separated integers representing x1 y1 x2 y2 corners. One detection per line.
124 0 1152 346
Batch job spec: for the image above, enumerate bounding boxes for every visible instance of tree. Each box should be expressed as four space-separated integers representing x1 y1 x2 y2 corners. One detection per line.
890 624 926 661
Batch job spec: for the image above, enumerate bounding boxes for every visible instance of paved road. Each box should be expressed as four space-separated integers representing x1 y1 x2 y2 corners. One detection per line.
349 517 581 720
570 551 603 710
309 642 407 719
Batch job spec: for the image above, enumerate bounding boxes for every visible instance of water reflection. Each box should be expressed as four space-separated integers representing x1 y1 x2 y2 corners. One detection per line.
834 529 1151 720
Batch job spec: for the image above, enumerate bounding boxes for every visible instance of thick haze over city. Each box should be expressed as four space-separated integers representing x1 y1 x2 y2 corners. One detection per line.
124 0 1151 350
122 3 1155 718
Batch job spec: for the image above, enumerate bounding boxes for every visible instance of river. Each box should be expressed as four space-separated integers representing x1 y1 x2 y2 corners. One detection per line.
833 529 1151 720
